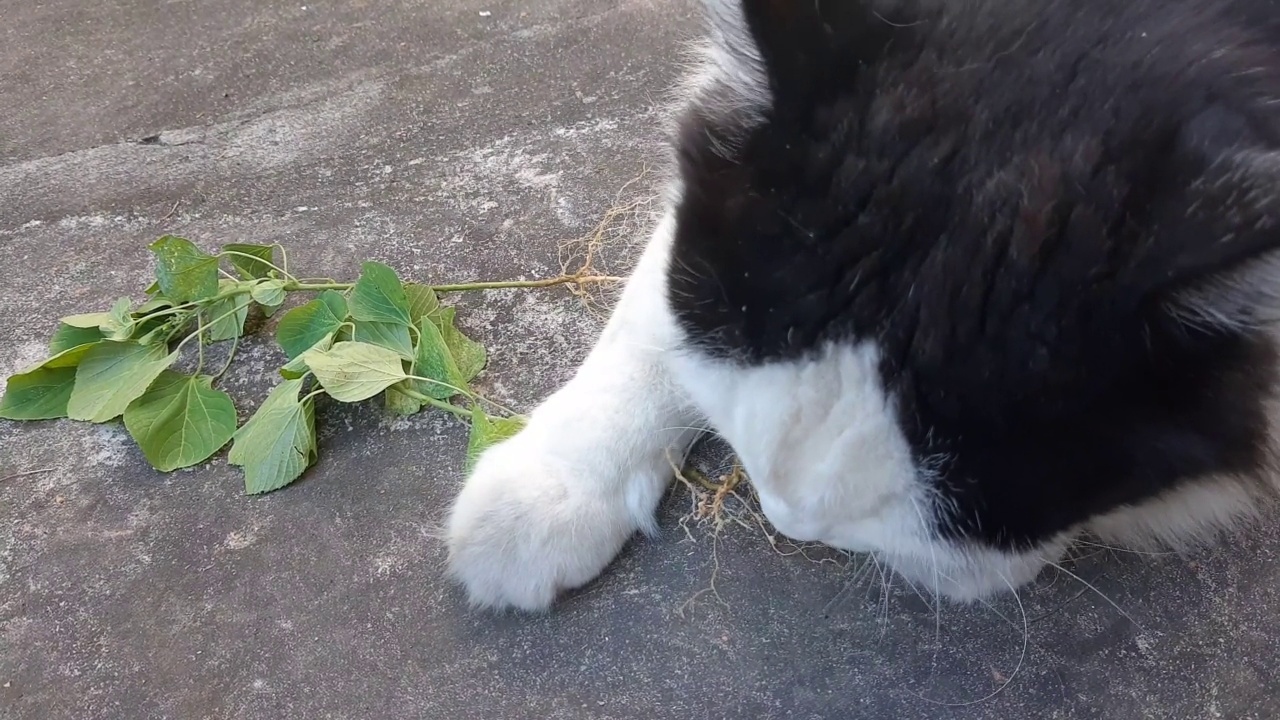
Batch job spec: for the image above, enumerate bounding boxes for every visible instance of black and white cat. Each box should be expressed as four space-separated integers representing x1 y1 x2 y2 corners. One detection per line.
445 0 1280 611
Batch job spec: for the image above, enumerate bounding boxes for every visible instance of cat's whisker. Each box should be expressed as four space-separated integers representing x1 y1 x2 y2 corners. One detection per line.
1040 557 1142 631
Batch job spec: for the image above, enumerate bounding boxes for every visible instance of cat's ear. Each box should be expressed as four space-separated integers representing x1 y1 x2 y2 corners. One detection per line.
698 0 903 115
1149 104 1280 328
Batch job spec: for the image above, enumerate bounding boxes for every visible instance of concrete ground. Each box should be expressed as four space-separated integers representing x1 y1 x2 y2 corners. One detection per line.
2 1 1278 718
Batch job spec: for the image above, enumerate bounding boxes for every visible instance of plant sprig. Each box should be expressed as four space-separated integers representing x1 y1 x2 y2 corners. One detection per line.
0 235 557 494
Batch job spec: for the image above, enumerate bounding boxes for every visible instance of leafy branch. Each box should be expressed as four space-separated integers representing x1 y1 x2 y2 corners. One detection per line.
0 235 611 494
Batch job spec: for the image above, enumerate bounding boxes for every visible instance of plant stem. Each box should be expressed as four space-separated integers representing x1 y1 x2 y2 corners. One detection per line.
284 281 353 292
194 313 206 374
275 274 622 296
0 468 55 483
213 330 240 382
396 387 471 419
430 275 622 293
218 250 296 284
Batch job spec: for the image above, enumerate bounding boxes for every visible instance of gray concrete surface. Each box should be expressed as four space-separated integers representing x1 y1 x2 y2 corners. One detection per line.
2 1 1278 718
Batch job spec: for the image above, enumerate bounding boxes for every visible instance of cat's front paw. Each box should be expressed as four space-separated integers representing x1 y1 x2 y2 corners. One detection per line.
444 428 643 611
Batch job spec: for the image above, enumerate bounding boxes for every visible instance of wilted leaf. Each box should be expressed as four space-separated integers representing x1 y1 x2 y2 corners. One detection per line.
352 319 414 360
60 312 112 329
465 407 526 473
223 243 277 280
410 317 464 400
101 297 137 341
229 379 317 494
302 341 408 403
384 384 422 415
431 307 487 382
250 279 287 307
205 280 251 342
134 298 174 315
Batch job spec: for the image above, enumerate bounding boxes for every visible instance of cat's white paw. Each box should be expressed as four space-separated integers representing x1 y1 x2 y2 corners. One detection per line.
444 209 696 611
444 428 648 611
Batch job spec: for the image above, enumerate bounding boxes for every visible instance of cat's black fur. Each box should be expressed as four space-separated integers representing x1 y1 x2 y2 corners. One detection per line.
667 0 1280 548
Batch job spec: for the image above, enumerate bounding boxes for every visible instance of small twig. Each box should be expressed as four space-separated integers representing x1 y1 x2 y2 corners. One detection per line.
159 200 181 221
430 274 622 293
0 468 55 483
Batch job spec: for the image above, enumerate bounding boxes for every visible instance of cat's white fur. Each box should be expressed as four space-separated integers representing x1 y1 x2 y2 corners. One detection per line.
445 192 1069 610
444 0 1276 611
445 210 701 610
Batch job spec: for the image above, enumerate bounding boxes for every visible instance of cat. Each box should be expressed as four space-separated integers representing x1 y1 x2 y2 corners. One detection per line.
445 0 1280 611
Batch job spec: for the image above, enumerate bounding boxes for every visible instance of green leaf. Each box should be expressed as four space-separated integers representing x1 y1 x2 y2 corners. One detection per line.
404 283 441 322
134 298 173 315
223 243 277 280
150 235 219 303
0 341 102 419
49 323 105 355
384 384 423 415
123 371 238 471
229 379 317 494
318 290 347 319
144 281 161 296
32 341 102 371
250 279 287 307
431 307 487 382
279 330 335 379
67 342 176 423
352 319 414 360
8 340 107 389
349 261 411 326
410 317 464 400
101 297 137 341
276 290 348 359
302 341 408 403
465 407 527 473
228 379 305 464
60 312 113 328
205 280 251 342
0 366 78 420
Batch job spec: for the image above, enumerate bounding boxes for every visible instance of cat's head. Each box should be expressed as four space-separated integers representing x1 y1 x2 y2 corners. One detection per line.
664 0 1280 596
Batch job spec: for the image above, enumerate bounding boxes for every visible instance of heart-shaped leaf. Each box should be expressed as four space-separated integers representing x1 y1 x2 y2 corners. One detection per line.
349 261 411 326
404 283 441 322
276 290 348 359
150 235 219 302
229 379 317 494
123 371 238 471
